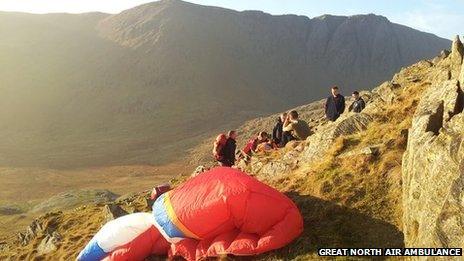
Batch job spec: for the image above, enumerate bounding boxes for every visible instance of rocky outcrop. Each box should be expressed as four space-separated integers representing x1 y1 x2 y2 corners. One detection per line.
450 35 464 78
246 111 373 179
461 49 464 85
18 219 45 246
402 36 464 251
37 232 62 255
302 113 373 162
102 204 128 222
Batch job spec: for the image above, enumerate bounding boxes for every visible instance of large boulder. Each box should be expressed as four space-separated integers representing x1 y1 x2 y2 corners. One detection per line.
402 44 464 251
370 81 398 104
302 113 373 162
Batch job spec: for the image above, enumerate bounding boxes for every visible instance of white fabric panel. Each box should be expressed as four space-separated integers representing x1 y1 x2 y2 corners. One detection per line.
153 218 184 244
95 212 154 252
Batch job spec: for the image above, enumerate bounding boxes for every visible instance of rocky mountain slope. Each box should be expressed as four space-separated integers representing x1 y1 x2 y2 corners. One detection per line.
402 37 464 249
2 36 463 260
0 0 450 168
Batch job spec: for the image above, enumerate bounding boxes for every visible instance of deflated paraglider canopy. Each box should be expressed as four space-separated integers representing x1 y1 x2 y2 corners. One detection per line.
78 167 304 261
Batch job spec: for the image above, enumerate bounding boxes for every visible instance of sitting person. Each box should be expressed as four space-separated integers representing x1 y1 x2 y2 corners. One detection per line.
272 113 287 145
241 132 269 159
281 110 311 146
348 91 366 113
255 139 278 153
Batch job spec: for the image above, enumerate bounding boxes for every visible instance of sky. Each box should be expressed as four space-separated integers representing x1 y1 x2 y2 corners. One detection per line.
0 0 462 39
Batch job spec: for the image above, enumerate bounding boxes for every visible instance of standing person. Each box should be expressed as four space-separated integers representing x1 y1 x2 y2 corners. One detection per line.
213 133 227 165
325 86 346 121
281 110 311 146
272 113 287 145
348 91 366 113
221 130 237 167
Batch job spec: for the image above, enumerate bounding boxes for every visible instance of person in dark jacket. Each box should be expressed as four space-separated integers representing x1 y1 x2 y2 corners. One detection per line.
220 130 237 167
272 113 287 146
348 91 366 113
325 86 345 121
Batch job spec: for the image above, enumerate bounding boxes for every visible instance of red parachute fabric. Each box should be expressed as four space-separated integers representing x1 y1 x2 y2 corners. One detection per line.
88 167 303 261
101 226 170 261
161 167 304 260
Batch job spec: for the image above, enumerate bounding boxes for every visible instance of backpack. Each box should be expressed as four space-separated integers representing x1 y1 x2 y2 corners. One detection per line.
213 134 228 160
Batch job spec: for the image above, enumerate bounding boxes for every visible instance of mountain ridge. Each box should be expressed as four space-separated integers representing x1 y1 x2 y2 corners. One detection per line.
0 0 451 168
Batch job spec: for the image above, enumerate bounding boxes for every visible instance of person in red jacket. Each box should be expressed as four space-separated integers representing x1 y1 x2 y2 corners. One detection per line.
241 132 269 158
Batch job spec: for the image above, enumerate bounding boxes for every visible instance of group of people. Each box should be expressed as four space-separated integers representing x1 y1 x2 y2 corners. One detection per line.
325 86 365 121
213 86 366 167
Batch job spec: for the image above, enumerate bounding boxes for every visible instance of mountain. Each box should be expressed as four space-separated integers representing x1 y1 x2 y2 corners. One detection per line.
0 0 451 168
3 36 463 260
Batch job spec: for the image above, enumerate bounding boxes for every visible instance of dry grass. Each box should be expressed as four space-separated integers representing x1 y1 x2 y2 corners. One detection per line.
1 191 155 260
303 81 428 225
246 66 434 260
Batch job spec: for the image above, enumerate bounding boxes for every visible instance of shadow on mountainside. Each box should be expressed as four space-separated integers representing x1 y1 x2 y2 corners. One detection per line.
260 192 405 260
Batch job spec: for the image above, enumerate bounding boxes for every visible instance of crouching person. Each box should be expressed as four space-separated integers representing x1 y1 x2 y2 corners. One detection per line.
281 110 311 146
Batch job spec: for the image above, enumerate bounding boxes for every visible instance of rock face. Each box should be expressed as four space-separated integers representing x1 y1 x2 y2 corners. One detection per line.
402 36 464 250
461 47 464 84
450 35 464 78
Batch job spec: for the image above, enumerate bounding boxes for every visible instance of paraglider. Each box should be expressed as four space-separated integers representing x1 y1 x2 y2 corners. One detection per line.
78 167 303 260
77 213 169 261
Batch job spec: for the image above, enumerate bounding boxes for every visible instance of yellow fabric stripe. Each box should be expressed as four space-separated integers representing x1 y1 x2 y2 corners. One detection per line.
164 192 200 239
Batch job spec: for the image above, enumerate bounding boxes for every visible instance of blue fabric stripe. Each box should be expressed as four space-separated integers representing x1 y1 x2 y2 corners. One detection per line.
152 193 185 238
77 239 107 261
